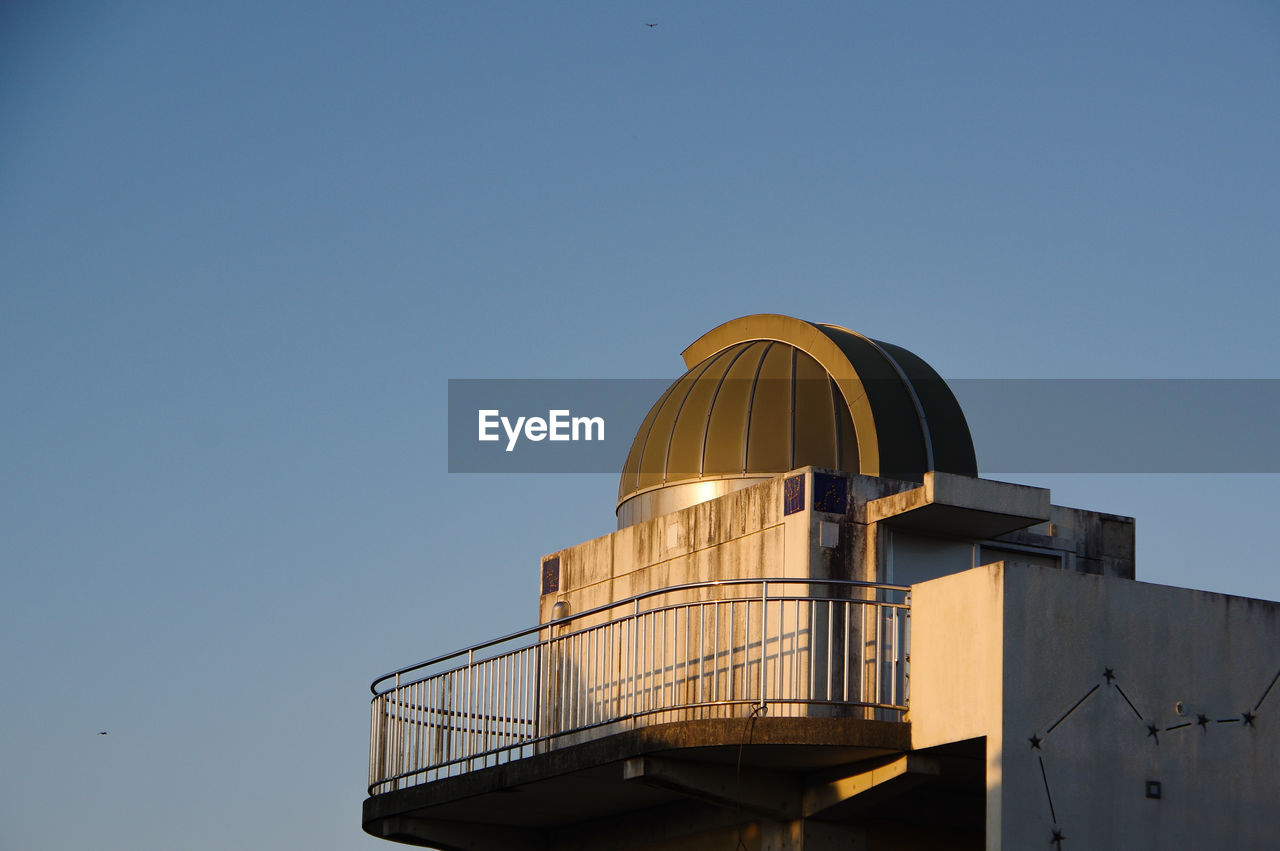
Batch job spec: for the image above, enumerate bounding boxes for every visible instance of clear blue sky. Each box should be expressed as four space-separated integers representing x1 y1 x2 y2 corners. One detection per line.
2 2 1278 848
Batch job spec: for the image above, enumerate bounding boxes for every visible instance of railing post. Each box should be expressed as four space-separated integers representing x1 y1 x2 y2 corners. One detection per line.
903 592 911 712
369 696 380 793
630 597 640 727
390 672 401 790
759 580 768 709
466 647 475 772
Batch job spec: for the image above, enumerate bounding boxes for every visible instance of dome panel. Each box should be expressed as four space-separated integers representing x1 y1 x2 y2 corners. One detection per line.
792 353 840 471
617 374 680 499
872 339 978 476
665 346 737 479
745 343 793 474
815 325 928 481
702 341 768 475
633 363 706 492
836 388 857 472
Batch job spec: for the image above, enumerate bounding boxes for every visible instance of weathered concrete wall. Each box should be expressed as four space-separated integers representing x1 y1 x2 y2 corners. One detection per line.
541 467 900 624
912 564 1280 850
995 506 1136 578
541 473 788 625
885 530 976 585
905 567 1007 842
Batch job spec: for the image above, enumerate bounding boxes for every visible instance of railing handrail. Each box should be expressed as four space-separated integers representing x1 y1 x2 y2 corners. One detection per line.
370 577 908 695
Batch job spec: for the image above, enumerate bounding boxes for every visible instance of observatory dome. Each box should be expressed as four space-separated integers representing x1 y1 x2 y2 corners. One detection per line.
617 315 977 527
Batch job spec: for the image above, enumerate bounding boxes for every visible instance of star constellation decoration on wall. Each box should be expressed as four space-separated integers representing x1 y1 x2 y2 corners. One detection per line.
1023 663 1279 846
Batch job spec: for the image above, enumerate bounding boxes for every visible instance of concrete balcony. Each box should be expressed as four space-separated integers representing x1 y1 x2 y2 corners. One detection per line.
363 579 922 848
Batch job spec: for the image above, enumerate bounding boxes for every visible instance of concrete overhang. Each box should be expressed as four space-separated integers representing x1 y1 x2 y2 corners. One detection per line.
865 472 1050 539
363 718 917 849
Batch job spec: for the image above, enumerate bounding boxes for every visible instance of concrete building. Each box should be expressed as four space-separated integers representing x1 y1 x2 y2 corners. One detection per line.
364 315 1280 849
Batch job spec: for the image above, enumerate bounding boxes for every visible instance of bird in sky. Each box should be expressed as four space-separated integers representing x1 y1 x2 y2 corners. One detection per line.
645 23 658 28
98 731 107 736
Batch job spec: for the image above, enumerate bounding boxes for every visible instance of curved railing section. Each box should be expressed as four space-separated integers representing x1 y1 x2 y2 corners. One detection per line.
368 578 909 796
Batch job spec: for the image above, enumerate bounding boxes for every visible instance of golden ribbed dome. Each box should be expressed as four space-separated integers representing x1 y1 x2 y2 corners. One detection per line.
619 340 857 493
617 315 976 526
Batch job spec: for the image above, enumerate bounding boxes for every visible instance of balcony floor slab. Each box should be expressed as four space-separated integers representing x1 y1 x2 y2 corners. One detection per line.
364 717 914 847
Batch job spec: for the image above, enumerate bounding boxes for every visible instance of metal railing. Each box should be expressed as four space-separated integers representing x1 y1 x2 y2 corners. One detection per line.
368 578 909 795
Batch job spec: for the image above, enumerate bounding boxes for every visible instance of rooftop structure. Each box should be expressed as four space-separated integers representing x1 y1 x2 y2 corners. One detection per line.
617 314 976 527
364 315 1280 850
